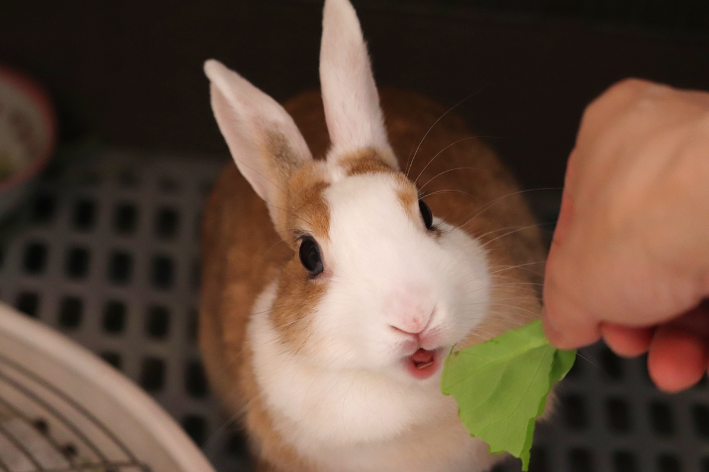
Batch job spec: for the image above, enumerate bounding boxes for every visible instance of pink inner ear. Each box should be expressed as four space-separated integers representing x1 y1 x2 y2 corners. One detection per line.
205 59 314 206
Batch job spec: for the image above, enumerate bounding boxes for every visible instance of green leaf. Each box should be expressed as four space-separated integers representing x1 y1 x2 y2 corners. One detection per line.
441 319 576 471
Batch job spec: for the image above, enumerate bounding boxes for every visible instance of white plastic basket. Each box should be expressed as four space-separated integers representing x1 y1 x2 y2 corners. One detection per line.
0 301 217 472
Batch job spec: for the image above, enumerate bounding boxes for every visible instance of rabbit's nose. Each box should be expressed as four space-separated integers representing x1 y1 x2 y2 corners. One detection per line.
389 308 434 337
384 285 434 334
390 325 420 335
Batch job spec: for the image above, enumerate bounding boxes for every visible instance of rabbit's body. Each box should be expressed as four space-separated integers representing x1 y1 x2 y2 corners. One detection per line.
200 1 546 471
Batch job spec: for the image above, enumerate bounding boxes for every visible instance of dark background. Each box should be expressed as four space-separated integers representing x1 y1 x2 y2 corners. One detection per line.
1 0 708 190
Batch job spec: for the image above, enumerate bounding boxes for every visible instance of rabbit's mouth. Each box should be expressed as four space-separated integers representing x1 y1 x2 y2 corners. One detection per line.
405 348 442 380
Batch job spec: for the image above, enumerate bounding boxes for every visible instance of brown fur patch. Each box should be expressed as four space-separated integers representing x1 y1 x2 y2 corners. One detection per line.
199 164 293 413
263 128 305 184
339 148 423 226
395 175 422 226
397 187 417 218
278 164 332 348
340 148 396 176
286 163 331 241
270 259 328 349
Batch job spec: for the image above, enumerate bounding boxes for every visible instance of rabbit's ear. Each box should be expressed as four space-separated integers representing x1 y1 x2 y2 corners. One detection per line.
205 59 313 217
320 0 397 168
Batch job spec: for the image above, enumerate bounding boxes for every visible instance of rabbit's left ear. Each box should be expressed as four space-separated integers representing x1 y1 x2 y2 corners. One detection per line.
204 59 313 229
319 0 397 168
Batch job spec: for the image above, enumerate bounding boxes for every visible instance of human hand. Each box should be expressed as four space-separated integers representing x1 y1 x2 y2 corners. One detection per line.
542 78 709 392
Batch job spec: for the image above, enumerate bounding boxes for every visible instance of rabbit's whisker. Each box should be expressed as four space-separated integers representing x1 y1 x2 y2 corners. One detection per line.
488 261 547 275
419 189 478 200
477 223 551 251
417 166 482 193
456 187 563 229
413 137 482 186
405 86 488 178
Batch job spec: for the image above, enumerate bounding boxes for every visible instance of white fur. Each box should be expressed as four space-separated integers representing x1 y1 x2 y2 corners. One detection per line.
320 0 396 167
204 59 313 209
248 172 500 471
316 174 491 376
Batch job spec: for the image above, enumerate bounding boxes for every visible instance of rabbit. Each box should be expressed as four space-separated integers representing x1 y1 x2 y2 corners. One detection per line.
199 0 547 470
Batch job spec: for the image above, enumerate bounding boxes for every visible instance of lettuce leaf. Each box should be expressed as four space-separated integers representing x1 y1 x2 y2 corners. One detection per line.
441 319 576 470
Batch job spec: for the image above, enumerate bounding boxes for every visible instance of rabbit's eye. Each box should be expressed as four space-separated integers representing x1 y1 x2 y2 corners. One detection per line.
419 200 433 230
299 236 324 276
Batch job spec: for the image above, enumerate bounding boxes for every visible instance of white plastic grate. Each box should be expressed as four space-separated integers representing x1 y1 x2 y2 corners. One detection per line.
0 149 708 472
497 344 709 472
0 150 247 472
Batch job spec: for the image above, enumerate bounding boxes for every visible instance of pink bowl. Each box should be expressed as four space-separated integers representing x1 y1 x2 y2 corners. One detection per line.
0 66 56 219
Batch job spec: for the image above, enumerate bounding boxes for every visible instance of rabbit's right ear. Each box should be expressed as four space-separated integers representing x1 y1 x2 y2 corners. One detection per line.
204 60 313 225
319 0 396 168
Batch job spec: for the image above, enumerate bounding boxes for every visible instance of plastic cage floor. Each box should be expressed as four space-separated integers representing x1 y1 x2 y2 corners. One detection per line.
0 149 708 472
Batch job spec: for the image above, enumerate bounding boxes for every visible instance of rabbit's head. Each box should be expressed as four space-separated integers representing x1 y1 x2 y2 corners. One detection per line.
205 0 491 386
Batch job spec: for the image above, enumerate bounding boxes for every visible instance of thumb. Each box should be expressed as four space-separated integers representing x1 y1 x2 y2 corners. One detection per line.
542 244 602 349
542 168 602 349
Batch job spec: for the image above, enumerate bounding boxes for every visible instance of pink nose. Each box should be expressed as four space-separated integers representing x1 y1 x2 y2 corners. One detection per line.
389 311 432 336
385 285 434 335
391 324 423 336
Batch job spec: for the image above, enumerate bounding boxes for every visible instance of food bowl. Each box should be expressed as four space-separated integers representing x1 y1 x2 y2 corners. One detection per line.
0 66 56 221
0 302 217 472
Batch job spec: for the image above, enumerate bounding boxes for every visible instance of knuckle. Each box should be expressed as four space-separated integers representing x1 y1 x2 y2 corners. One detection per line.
612 77 654 94
580 78 672 136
